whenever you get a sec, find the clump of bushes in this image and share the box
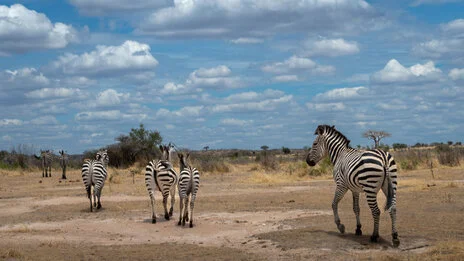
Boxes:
[435,144,462,167]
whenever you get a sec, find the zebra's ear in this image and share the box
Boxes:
[177,153,183,159]
[315,125,324,135]
[159,145,164,152]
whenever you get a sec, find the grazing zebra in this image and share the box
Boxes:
[306,125,399,247]
[34,150,53,178]
[145,143,178,223]
[177,152,200,228]
[81,150,109,212]
[58,150,68,180]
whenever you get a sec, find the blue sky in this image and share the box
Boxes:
[1,0,463,154]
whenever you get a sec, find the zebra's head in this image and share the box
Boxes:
[177,152,190,171]
[96,150,109,167]
[306,125,331,166]
[160,143,175,161]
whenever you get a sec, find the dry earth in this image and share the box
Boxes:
[1,166,464,260]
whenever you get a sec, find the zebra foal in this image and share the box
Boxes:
[177,152,200,228]
[145,143,177,223]
[306,125,399,247]
[82,150,109,212]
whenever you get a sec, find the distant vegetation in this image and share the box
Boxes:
[0,125,462,177]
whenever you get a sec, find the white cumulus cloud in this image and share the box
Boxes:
[25,88,81,99]
[449,68,464,81]
[371,59,442,84]
[50,40,158,77]
[96,89,130,106]
[0,4,78,55]
[302,38,360,57]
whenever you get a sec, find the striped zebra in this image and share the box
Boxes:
[82,150,109,212]
[145,143,178,223]
[306,125,400,247]
[58,150,68,180]
[34,150,53,178]
[177,152,200,228]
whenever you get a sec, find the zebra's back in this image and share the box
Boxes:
[145,160,177,193]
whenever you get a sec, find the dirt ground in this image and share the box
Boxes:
[1,166,464,260]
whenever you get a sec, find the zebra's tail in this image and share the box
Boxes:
[384,166,395,211]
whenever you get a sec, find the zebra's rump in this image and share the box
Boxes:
[178,167,200,196]
[145,160,177,193]
[82,160,108,187]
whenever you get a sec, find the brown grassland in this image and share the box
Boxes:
[1,153,464,260]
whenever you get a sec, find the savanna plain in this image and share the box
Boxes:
[1,149,463,261]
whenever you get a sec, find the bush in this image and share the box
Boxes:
[435,144,462,167]
[282,147,291,154]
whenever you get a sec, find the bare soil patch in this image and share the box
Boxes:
[1,167,463,260]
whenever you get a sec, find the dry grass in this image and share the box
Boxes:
[1,248,22,259]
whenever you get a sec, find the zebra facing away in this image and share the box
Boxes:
[177,152,200,228]
[145,143,178,224]
[58,150,68,180]
[34,150,53,178]
[81,150,109,212]
[306,125,400,247]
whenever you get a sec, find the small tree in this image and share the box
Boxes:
[203,146,210,151]
[282,147,291,154]
[260,145,269,151]
[363,130,391,149]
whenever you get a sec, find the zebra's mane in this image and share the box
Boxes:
[315,125,351,147]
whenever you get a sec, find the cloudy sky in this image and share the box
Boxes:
[1,0,463,154]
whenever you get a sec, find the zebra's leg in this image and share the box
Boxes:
[162,192,170,220]
[42,167,45,178]
[96,189,102,209]
[178,196,184,226]
[62,166,67,179]
[150,192,156,224]
[93,187,97,208]
[382,183,400,247]
[86,186,92,212]
[332,186,348,234]
[182,197,189,226]
[352,191,362,235]
[169,185,175,217]
[365,192,381,242]
[189,195,196,228]
[48,166,51,177]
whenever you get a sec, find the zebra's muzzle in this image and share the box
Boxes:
[306,158,316,166]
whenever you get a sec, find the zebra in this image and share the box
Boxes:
[177,152,200,228]
[58,150,68,180]
[145,143,178,223]
[305,125,400,247]
[34,150,53,178]
[81,150,109,212]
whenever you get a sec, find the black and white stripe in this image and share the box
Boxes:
[35,150,53,178]
[177,152,200,228]
[82,150,109,212]
[58,150,68,180]
[306,125,399,247]
[145,143,178,223]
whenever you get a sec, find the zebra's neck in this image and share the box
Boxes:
[325,135,351,165]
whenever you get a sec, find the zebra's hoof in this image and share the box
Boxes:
[189,222,193,228]
[152,218,156,224]
[338,224,345,234]
[178,220,182,226]
[97,203,102,209]
[169,210,173,217]
[164,213,170,220]
[370,235,379,243]
[356,226,362,236]
[392,233,400,247]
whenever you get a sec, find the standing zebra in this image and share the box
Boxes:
[306,125,399,247]
[145,143,177,223]
[177,152,200,228]
[82,150,109,212]
[35,150,53,178]
[58,150,68,180]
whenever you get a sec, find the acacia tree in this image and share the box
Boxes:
[363,130,391,149]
